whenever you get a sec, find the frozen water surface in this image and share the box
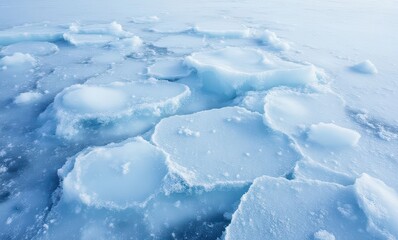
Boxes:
[0,0,397,239]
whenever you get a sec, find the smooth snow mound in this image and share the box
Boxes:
[0,52,36,66]
[185,47,318,98]
[354,173,398,240]
[14,91,43,105]
[152,106,301,189]
[62,137,168,209]
[0,41,59,56]
[308,122,361,147]
[351,60,378,74]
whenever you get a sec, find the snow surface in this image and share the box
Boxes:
[0,0,397,239]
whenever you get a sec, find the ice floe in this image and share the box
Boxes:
[63,22,132,46]
[0,41,59,56]
[225,176,374,240]
[264,88,350,136]
[52,80,190,142]
[152,106,301,190]
[61,137,168,209]
[147,58,192,80]
[186,47,319,98]
[354,174,398,240]
[0,23,64,45]
[0,52,37,67]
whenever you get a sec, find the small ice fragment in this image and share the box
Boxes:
[314,230,336,240]
[0,52,36,66]
[14,91,43,105]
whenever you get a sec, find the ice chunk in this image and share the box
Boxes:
[68,21,131,38]
[152,107,301,190]
[225,176,372,240]
[147,58,192,80]
[62,137,168,209]
[53,80,190,142]
[251,29,290,51]
[63,33,118,46]
[351,60,378,74]
[314,230,336,240]
[308,122,361,147]
[0,52,36,66]
[0,41,59,56]
[14,91,43,105]
[109,36,143,55]
[354,174,398,240]
[0,23,64,45]
[63,22,132,46]
[185,47,318,98]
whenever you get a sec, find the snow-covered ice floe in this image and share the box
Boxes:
[60,137,168,209]
[63,22,133,46]
[185,47,319,98]
[152,106,302,190]
[0,23,65,45]
[147,58,192,80]
[225,174,398,240]
[51,80,190,143]
[0,41,59,56]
